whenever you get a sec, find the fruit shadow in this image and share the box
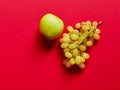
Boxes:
[31,29,57,64]
[35,29,57,51]
[64,65,83,74]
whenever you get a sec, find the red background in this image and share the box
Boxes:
[0,0,120,90]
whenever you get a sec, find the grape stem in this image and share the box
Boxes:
[78,21,102,45]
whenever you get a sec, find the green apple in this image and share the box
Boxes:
[39,13,64,40]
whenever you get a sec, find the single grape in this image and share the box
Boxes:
[82,25,90,31]
[63,33,70,38]
[94,29,101,34]
[92,21,98,26]
[93,33,100,40]
[75,55,82,65]
[82,52,90,59]
[79,45,87,51]
[72,48,79,57]
[75,23,81,29]
[79,63,85,69]
[86,40,93,46]
[67,26,74,32]
[70,33,79,41]
[61,37,70,43]
[61,43,69,48]
[70,58,75,65]
[81,22,86,25]
[81,57,85,63]
[63,48,69,53]
[86,20,91,26]
[68,43,77,49]
[65,52,72,58]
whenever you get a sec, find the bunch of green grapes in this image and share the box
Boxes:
[60,21,102,69]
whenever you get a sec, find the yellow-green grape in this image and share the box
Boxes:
[63,48,69,53]
[65,52,72,58]
[92,21,98,27]
[61,43,69,48]
[66,61,71,68]
[70,58,75,65]
[68,43,77,49]
[75,55,82,65]
[94,29,101,34]
[63,33,70,38]
[70,33,79,41]
[63,59,68,65]
[82,21,90,31]
[79,45,87,51]
[75,23,81,29]
[81,22,86,25]
[86,20,91,26]
[93,33,100,40]
[72,48,79,57]
[73,29,79,34]
[67,26,74,32]
[82,52,90,59]
[86,40,93,46]
[78,56,85,63]
[82,25,90,31]
[61,37,70,43]
[81,57,85,63]
[79,63,85,69]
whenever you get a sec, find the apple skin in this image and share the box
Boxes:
[39,13,64,40]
